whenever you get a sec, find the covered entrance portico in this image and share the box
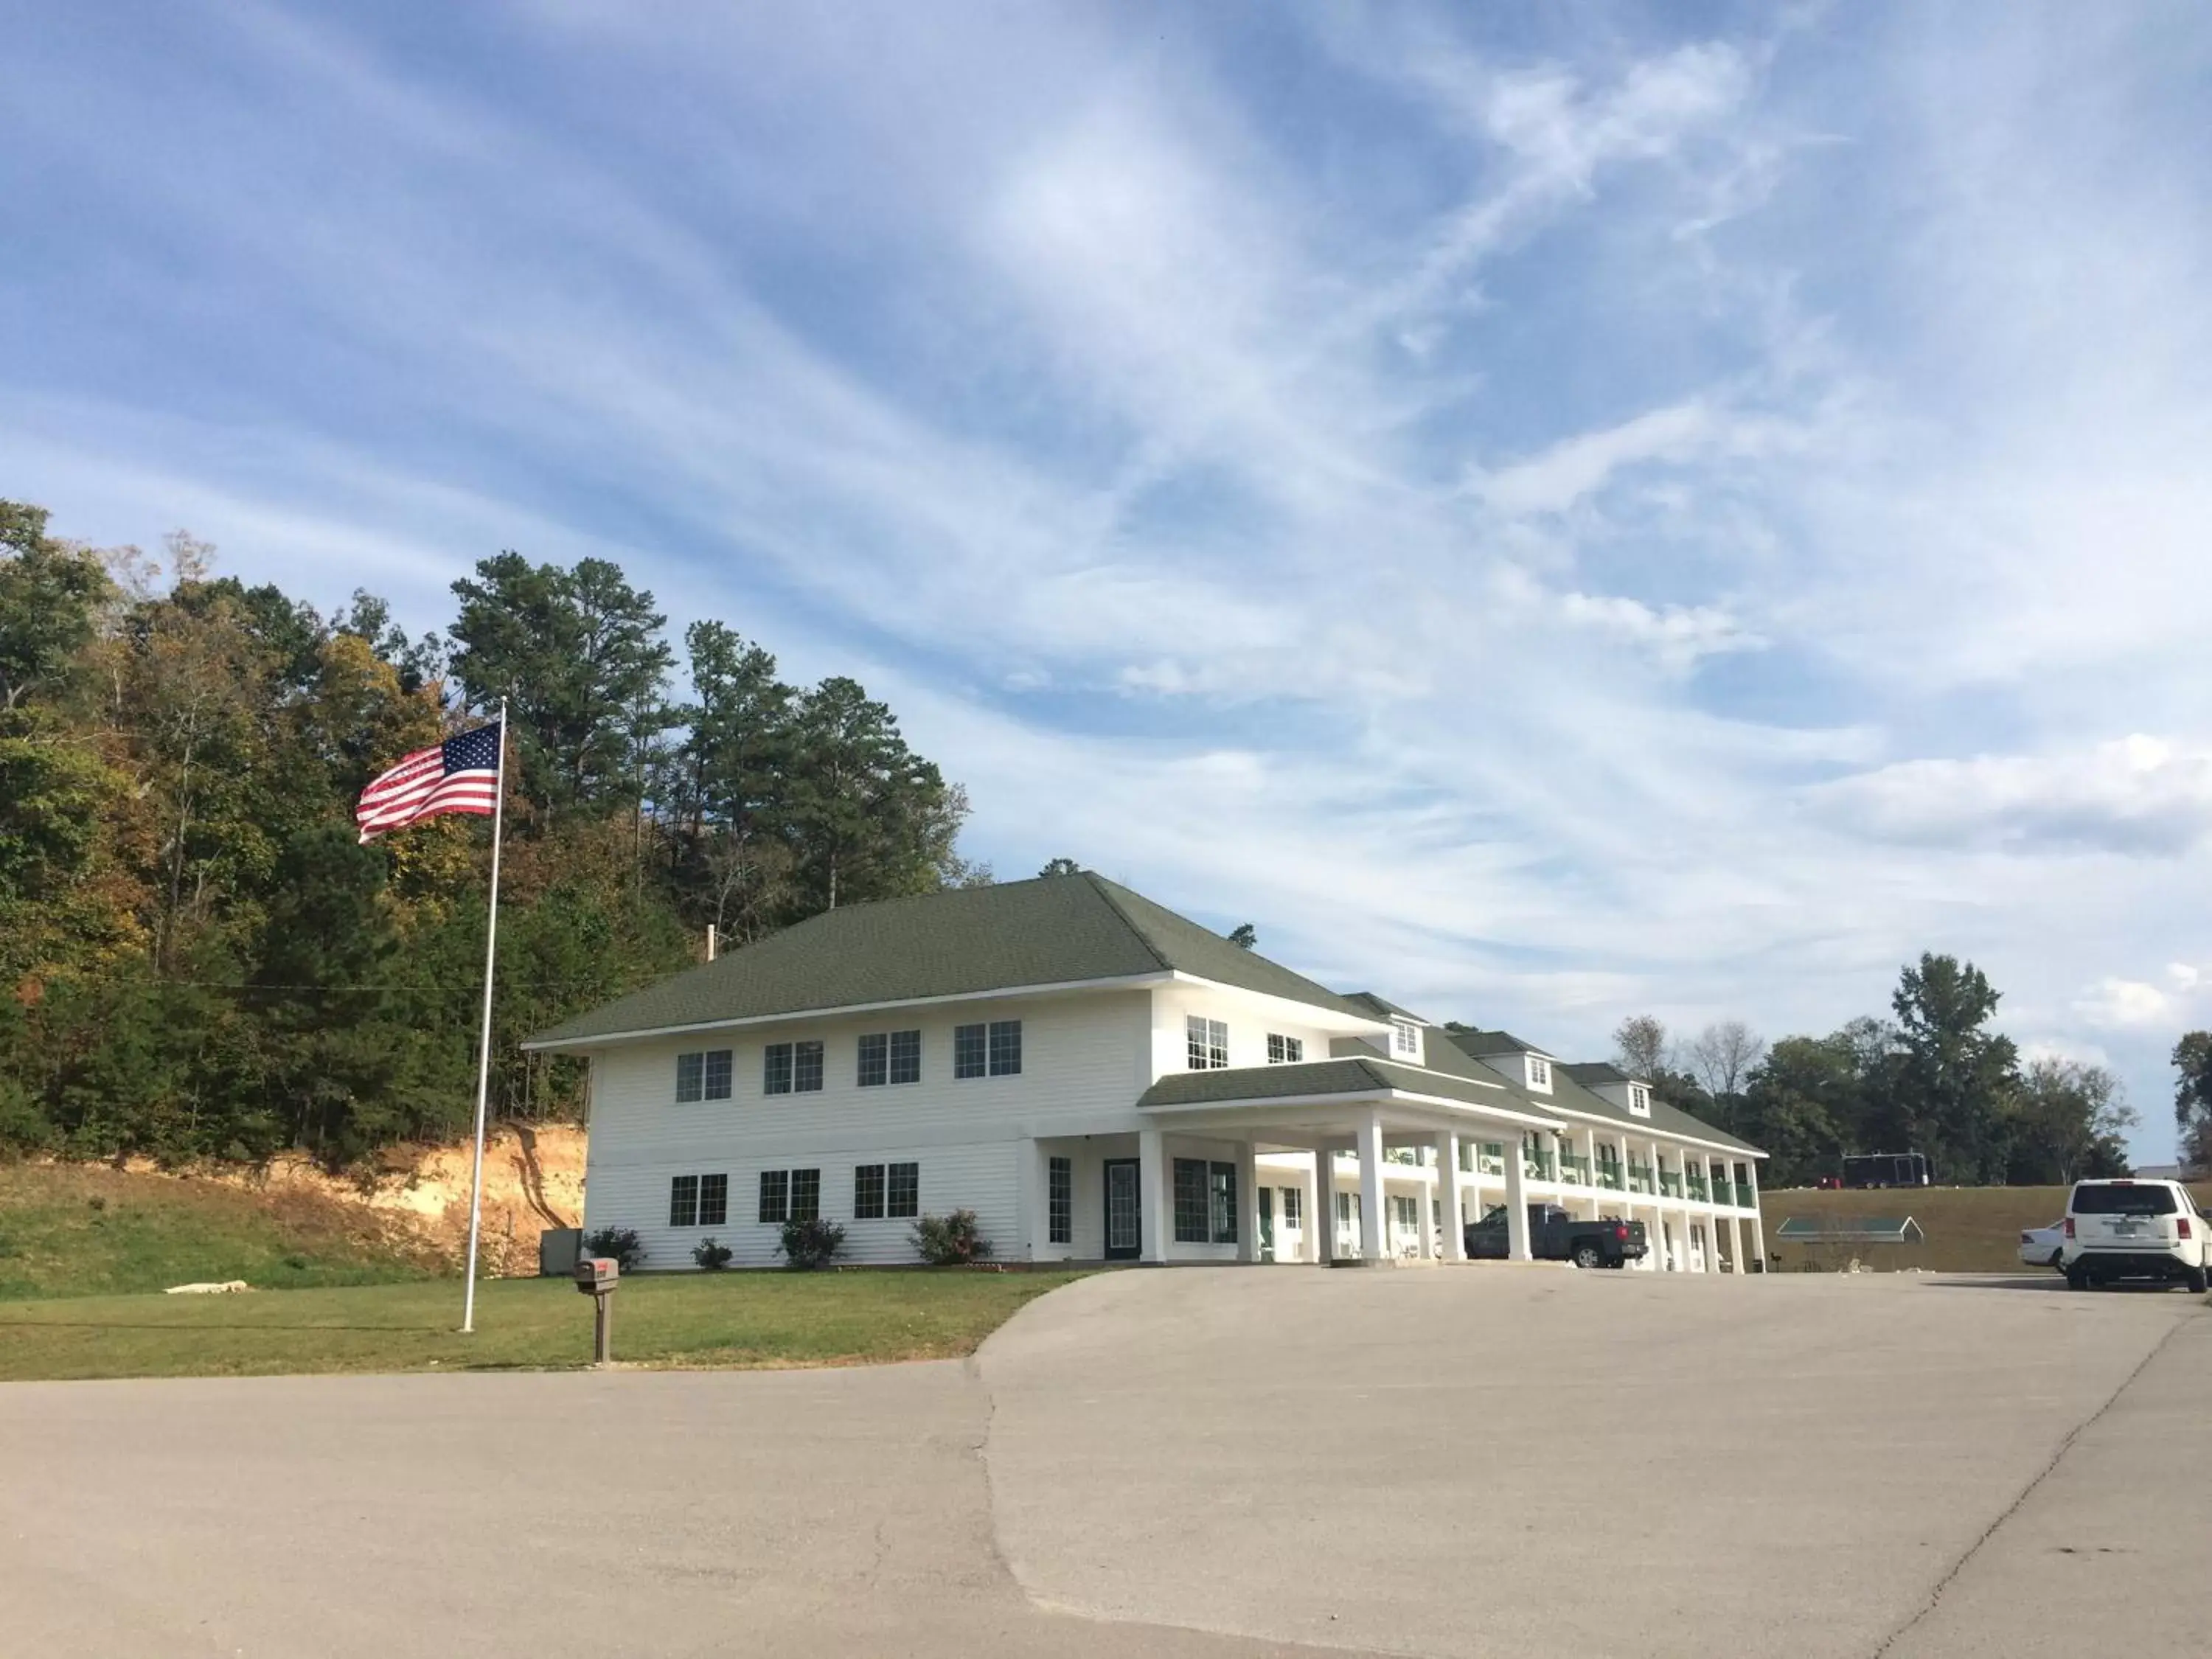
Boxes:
[1132,1068,1562,1267]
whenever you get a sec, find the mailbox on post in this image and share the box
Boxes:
[574,1256,618,1366]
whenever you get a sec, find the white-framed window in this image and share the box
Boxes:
[853,1161,919,1220]
[669,1172,727,1227]
[1281,1186,1303,1228]
[758,1167,820,1224]
[675,1049,734,1103]
[858,1030,922,1088]
[956,1020,1023,1078]
[764,1041,824,1095]
[1389,1019,1420,1058]
[1628,1082,1651,1116]
[1048,1157,1072,1245]
[1172,1158,1238,1243]
[1266,1032,1304,1065]
[1526,1055,1552,1091]
[1186,1015,1229,1071]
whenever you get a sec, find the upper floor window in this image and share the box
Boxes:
[1267,1033,1304,1065]
[675,1049,734,1103]
[1389,1019,1420,1058]
[858,1030,922,1088]
[764,1040,824,1096]
[955,1019,1023,1078]
[1186,1015,1229,1071]
[1526,1055,1552,1091]
[1628,1082,1651,1116]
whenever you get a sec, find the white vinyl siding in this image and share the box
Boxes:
[580,992,1152,1265]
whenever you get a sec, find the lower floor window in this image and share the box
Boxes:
[1392,1194,1419,1234]
[852,1162,917,1220]
[759,1168,821,1224]
[789,1167,821,1222]
[885,1161,918,1217]
[1170,1158,1241,1245]
[670,1174,728,1228]
[1048,1156,1072,1245]
[1173,1159,1208,1243]
[1281,1185,1302,1228]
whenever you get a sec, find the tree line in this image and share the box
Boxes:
[1610,953,2212,1189]
[0,499,982,1170]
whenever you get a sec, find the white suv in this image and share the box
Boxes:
[2062,1178,2209,1293]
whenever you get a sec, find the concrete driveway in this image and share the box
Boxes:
[2,1270,2203,1658]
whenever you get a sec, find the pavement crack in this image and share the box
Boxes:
[1868,1312,2191,1658]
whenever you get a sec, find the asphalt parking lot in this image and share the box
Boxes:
[3,1269,2203,1658]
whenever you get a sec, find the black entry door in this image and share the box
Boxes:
[1103,1158,1141,1260]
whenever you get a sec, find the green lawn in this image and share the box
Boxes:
[0,1161,441,1300]
[0,1269,1090,1382]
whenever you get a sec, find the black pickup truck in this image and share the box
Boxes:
[1465,1203,1648,1269]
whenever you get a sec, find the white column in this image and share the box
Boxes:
[1732,1213,1748,1277]
[1413,1165,1435,1260]
[1437,1131,1467,1262]
[1138,1127,1168,1265]
[1236,1139,1260,1265]
[1539,1128,1559,1187]
[1750,1214,1766,1272]
[1304,1152,1323,1264]
[1503,1135,1532,1262]
[1357,1111,1386,1262]
[1025,1138,1051,1262]
[1313,1150,1328,1262]
[1582,1127,1599,1201]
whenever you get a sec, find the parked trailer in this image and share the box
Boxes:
[1842,1152,1930,1189]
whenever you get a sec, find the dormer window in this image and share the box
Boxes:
[1389,1019,1421,1060]
[1628,1083,1652,1117]
[1526,1055,1552,1091]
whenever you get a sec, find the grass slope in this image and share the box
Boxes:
[1763,1182,2212,1274]
[0,1270,1088,1382]
[0,1161,440,1300]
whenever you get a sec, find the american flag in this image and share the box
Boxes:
[356,721,504,842]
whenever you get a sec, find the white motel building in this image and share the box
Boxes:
[529,872,1767,1273]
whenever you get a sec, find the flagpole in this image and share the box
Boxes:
[460,698,508,1335]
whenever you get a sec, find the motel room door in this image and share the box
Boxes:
[1103,1158,1141,1260]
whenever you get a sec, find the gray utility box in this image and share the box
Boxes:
[539,1227,583,1278]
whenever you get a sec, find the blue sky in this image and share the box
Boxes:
[7,4,2210,1156]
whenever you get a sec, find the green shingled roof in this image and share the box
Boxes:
[526,872,1377,1048]
[1138,1056,1556,1121]
[1342,991,1432,1023]
[1492,1047,1762,1155]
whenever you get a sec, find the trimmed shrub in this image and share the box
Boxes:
[692,1235,734,1271]
[582,1226,644,1271]
[778,1217,845,1270]
[912,1208,993,1267]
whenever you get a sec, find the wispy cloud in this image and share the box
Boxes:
[7,1,2212,1155]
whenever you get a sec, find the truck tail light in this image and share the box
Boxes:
[1614,1225,1628,1240]
[2064,1217,2076,1239]
[2180,1217,2193,1239]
